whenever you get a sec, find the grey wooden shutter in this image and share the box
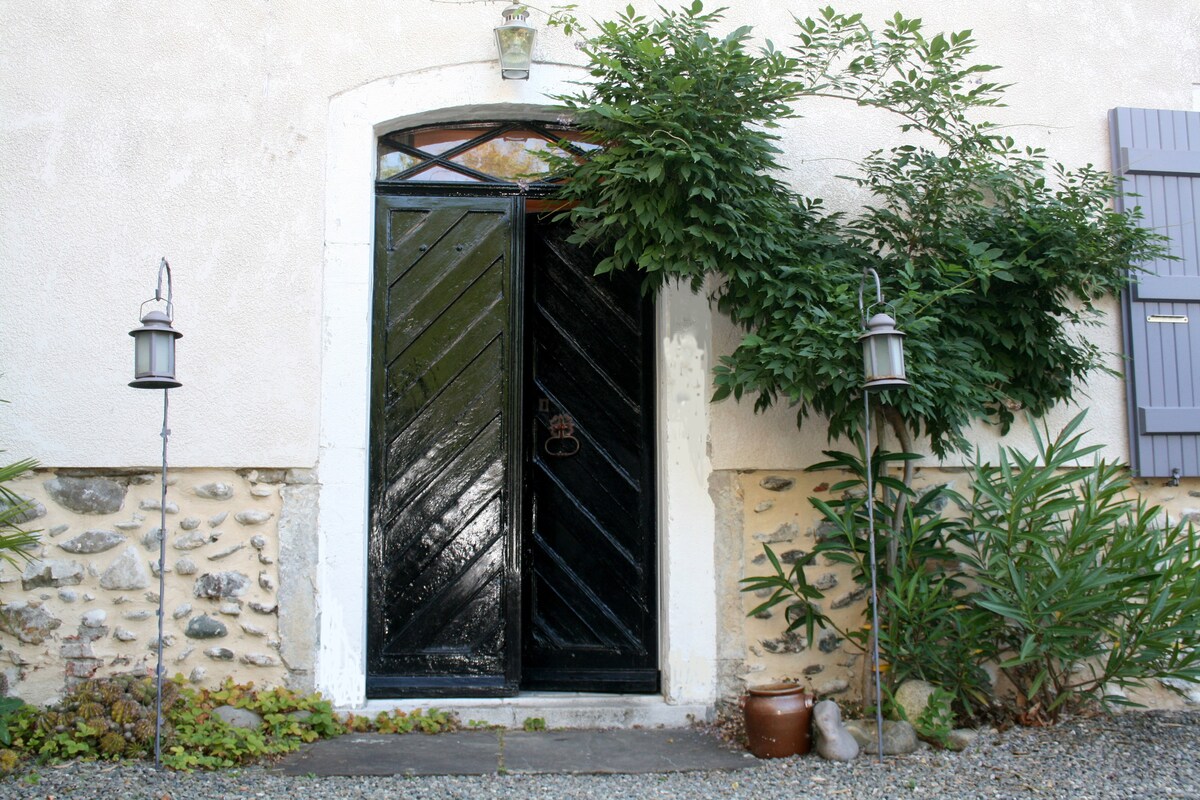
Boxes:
[1111,107,1200,477]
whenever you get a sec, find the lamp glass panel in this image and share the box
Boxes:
[868,335,899,379]
[888,336,906,379]
[152,332,172,377]
[135,334,151,376]
[497,28,534,68]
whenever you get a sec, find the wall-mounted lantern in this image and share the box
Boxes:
[495,4,535,80]
[129,259,182,389]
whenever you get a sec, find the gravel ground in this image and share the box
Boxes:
[0,710,1195,800]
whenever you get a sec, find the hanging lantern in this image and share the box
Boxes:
[860,311,908,391]
[494,4,535,80]
[129,258,182,389]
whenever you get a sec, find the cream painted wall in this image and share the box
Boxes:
[0,0,1197,470]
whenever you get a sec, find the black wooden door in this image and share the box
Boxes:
[368,197,657,697]
[521,218,658,692]
[367,195,522,697]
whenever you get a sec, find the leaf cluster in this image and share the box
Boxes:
[742,412,1200,725]
[554,4,1166,456]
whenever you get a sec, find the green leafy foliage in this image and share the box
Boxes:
[0,457,41,566]
[959,415,1200,724]
[741,443,994,718]
[744,412,1200,726]
[553,4,1165,456]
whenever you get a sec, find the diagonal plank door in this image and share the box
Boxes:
[521,218,658,693]
[368,195,521,697]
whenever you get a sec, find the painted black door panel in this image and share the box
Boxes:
[522,219,659,693]
[367,196,520,697]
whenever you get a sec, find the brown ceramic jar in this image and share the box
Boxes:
[743,682,814,758]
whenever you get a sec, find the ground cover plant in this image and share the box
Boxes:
[0,675,459,774]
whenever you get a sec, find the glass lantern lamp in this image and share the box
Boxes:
[129,259,182,389]
[494,4,535,80]
[860,311,908,391]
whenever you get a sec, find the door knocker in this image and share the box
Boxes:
[544,413,580,457]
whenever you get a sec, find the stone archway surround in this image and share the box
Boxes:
[316,61,718,724]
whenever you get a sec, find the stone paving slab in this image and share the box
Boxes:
[502,729,754,774]
[273,729,756,777]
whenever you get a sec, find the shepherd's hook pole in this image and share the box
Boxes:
[154,388,169,769]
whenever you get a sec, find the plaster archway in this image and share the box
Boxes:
[316,61,718,717]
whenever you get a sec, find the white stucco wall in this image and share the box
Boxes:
[1,1,1197,469]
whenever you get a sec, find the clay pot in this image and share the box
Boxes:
[744,682,814,758]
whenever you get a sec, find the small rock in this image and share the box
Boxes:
[139,498,179,513]
[946,728,979,751]
[249,601,277,614]
[58,589,78,603]
[813,700,859,761]
[818,633,842,654]
[173,604,192,620]
[43,477,126,515]
[81,609,107,627]
[234,510,272,526]
[113,521,142,531]
[22,559,84,590]
[830,586,869,610]
[61,641,95,659]
[144,591,160,603]
[813,573,839,591]
[240,653,276,667]
[179,517,202,531]
[219,602,243,616]
[804,664,825,675]
[208,512,229,527]
[205,647,235,661]
[0,493,45,524]
[185,615,228,639]
[172,532,208,550]
[147,634,177,650]
[753,522,800,544]
[844,718,919,756]
[113,628,137,642]
[175,646,195,664]
[149,559,170,578]
[817,678,850,696]
[99,547,150,590]
[759,476,795,492]
[175,558,198,575]
[141,528,164,550]
[249,535,267,550]
[48,524,69,537]
[240,623,267,637]
[213,705,263,729]
[189,667,206,683]
[258,571,275,591]
[0,602,62,644]
[258,554,274,565]
[208,544,245,561]
[753,501,774,513]
[194,482,234,501]
[57,530,125,554]
[194,572,251,599]
[285,468,317,485]
[250,486,274,498]
[894,679,938,725]
[122,610,152,621]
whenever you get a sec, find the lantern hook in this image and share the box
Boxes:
[141,258,174,322]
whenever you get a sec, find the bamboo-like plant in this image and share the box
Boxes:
[0,457,40,566]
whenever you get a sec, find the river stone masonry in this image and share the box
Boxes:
[0,467,310,705]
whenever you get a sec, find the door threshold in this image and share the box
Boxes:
[346,694,711,730]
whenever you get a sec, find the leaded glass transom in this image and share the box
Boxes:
[377,122,594,185]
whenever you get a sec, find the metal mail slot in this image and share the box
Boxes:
[1147,314,1189,324]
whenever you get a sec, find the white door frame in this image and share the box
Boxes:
[315,61,718,710]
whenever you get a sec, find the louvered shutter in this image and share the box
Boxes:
[1111,107,1200,477]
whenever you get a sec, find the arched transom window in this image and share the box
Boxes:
[377,122,598,185]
